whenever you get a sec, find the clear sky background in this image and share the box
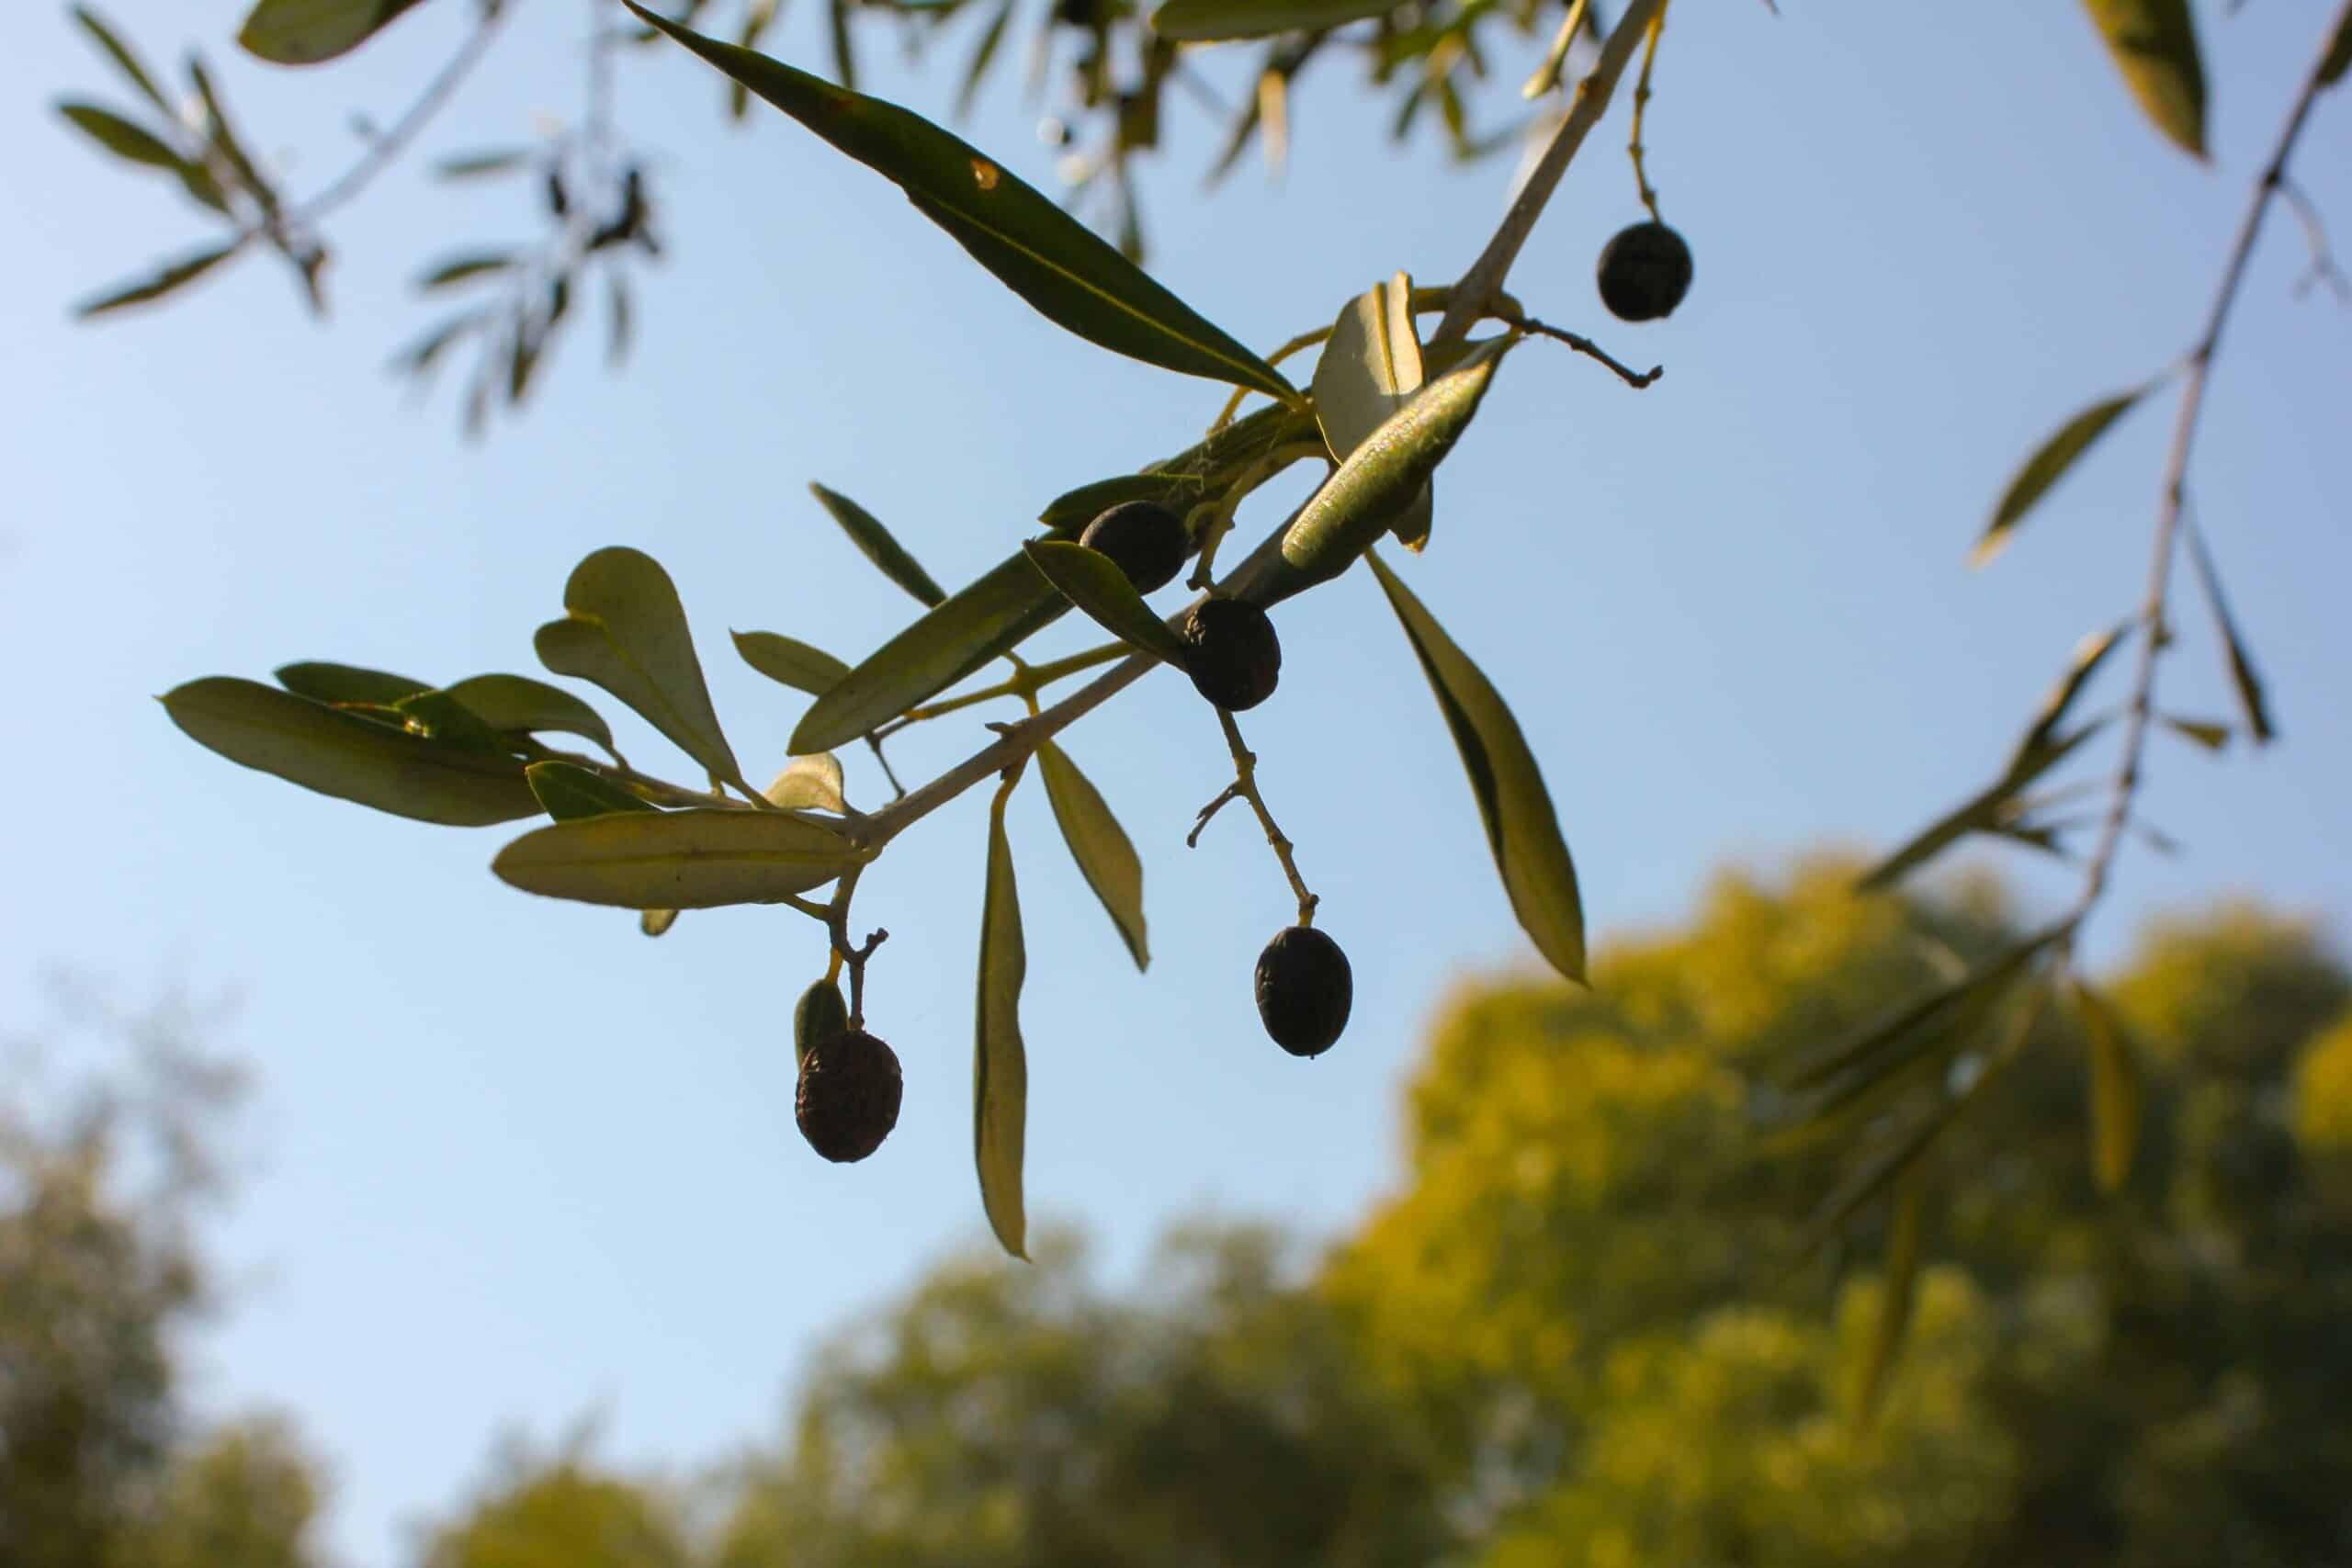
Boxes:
[4,3,2347,1562]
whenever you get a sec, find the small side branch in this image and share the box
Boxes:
[1511,314,1663,388]
[1190,709,1318,926]
[1626,0,1669,222]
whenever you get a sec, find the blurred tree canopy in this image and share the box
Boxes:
[404,859,2352,1565]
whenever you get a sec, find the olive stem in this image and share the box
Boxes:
[1521,0,1592,100]
[1191,707,1319,927]
[1187,442,1329,590]
[823,863,889,1025]
[1627,0,1669,224]
[1509,313,1663,389]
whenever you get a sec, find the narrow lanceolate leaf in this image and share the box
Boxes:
[534,547,749,791]
[1367,549,1584,984]
[1037,472,1211,532]
[76,243,241,318]
[790,547,1073,754]
[2323,7,2352,87]
[1857,1173,1926,1427]
[274,660,430,706]
[1973,389,2145,568]
[2161,714,2232,752]
[640,908,681,936]
[443,674,616,754]
[73,7,175,116]
[1151,0,1402,40]
[975,784,1029,1259]
[163,677,539,826]
[434,149,533,179]
[1023,541,1190,664]
[1272,342,1506,604]
[187,57,276,213]
[623,4,1295,400]
[238,0,432,64]
[1785,931,2059,1096]
[2184,518,2275,744]
[417,253,514,291]
[56,103,186,172]
[492,807,865,909]
[732,630,851,696]
[525,761,655,820]
[2008,620,2132,774]
[1860,722,2105,893]
[2078,0,2207,158]
[1313,273,1434,551]
[764,753,848,813]
[1035,739,1148,970]
[2075,980,2142,1193]
[809,483,946,606]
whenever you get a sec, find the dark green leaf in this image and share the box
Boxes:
[1311,271,1434,551]
[975,783,1029,1258]
[1270,341,1504,604]
[2323,7,2352,87]
[492,807,867,908]
[533,547,750,792]
[1151,0,1400,39]
[2079,0,2207,157]
[1366,547,1583,983]
[76,243,241,318]
[1860,723,2105,892]
[623,4,1296,400]
[238,0,432,65]
[2075,980,2142,1192]
[1035,739,1148,970]
[524,760,657,820]
[435,148,534,179]
[732,630,852,695]
[2161,714,2232,752]
[2184,517,2275,743]
[809,482,947,607]
[73,7,175,116]
[56,102,185,172]
[187,55,277,213]
[2008,620,2131,774]
[1973,389,2144,568]
[391,689,514,753]
[417,253,514,291]
[1022,541,1190,664]
[442,673,617,754]
[1856,1172,1925,1427]
[1036,472,1210,532]
[163,676,538,826]
[790,547,1071,753]
[274,660,431,705]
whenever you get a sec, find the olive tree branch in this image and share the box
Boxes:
[1189,707,1319,925]
[296,1,519,225]
[2061,0,2349,952]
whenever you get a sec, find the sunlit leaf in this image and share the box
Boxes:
[2079,0,2207,158]
[391,689,514,753]
[238,0,432,65]
[975,783,1030,1258]
[640,908,681,936]
[1035,739,1148,970]
[274,660,431,706]
[1860,723,2105,892]
[1022,541,1190,664]
[1313,272,1435,551]
[2161,714,2232,752]
[492,807,865,908]
[76,243,241,318]
[1366,548,1583,983]
[524,760,656,820]
[765,753,848,813]
[2075,980,2142,1192]
[624,4,1296,400]
[163,676,539,826]
[1857,1172,1925,1427]
[732,630,852,695]
[2008,620,2131,774]
[1151,0,1401,40]
[1973,389,2144,568]
[810,482,946,607]
[442,673,617,754]
[533,547,750,792]
[1273,341,1505,603]
[2184,517,2275,743]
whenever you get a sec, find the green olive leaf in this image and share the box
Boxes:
[1036,472,1212,532]
[238,0,432,65]
[1860,721,2107,893]
[2183,517,2276,744]
[809,482,947,607]
[76,243,242,319]
[533,547,750,792]
[72,7,175,117]
[1022,541,1190,665]
[1312,272,1434,551]
[391,690,515,754]
[2161,714,2233,752]
[624,3,1295,400]
[524,761,657,821]
[731,630,852,696]
[2079,0,2207,158]
[764,753,848,813]
[274,660,433,706]
[1269,340,1505,604]
[2007,620,2132,775]
[492,807,866,909]
[1365,548,1584,984]
[640,908,681,937]
[1975,388,2147,567]
[57,102,184,171]
[443,673,617,755]
[1856,1172,1926,1429]
[163,676,539,826]
[2322,7,2352,87]
[1151,0,1404,41]
[1035,739,1148,970]
[976,783,1029,1259]
[2075,980,2143,1193]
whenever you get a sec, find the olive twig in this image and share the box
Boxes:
[1627,0,1669,224]
[823,864,890,1025]
[1190,708,1319,926]
[1187,442,1329,590]
[1509,314,1663,389]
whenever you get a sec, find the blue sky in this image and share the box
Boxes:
[4,2,2348,1561]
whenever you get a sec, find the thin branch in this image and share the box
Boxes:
[2064,0,2350,942]
[1430,0,1668,350]
[1512,313,1662,387]
[295,2,518,225]
[1625,0,1667,222]
[2277,176,2352,303]
[1200,707,1319,925]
